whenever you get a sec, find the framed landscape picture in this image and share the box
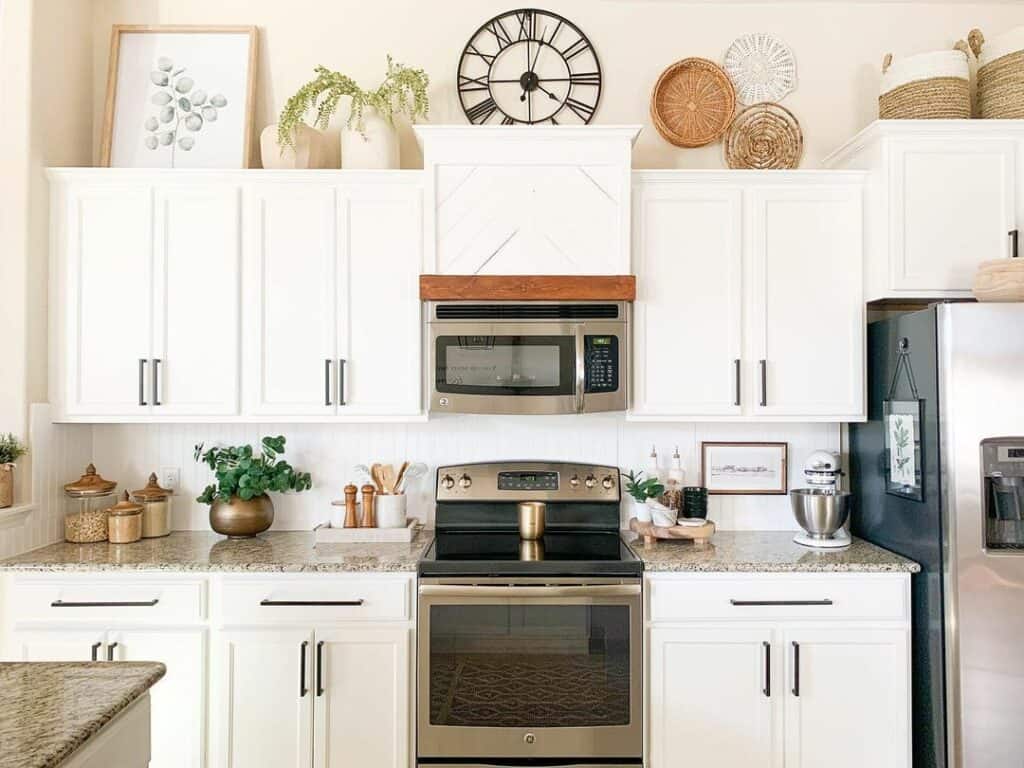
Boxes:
[101,25,258,168]
[701,442,789,495]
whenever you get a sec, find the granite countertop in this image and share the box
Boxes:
[625,530,920,573]
[0,662,165,768]
[0,529,433,573]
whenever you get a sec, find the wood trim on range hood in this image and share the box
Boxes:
[419,275,636,301]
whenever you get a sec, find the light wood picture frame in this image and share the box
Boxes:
[101,25,258,168]
[701,441,788,495]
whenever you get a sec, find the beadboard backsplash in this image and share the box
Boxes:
[91,417,839,533]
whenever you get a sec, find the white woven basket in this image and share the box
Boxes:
[970,26,1024,119]
[972,25,1024,67]
[879,45,971,119]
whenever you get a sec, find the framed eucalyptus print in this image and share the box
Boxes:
[883,337,925,502]
[101,25,258,168]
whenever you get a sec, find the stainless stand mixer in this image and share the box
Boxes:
[791,450,851,548]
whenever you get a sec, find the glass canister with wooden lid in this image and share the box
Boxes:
[63,464,116,543]
[107,491,144,544]
[131,473,172,538]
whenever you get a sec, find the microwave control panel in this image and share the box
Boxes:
[585,335,619,393]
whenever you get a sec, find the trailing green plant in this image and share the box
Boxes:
[0,433,27,465]
[277,56,429,150]
[194,436,312,504]
[621,470,664,503]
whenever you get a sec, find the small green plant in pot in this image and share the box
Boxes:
[276,56,429,169]
[622,470,664,523]
[0,433,27,509]
[194,436,312,538]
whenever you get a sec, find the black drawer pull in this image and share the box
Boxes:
[316,640,325,697]
[300,641,309,698]
[730,599,833,607]
[762,641,771,698]
[106,642,118,661]
[792,641,801,697]
[90,642,102,661]
[51,599,160,608]
[260,599,364,607]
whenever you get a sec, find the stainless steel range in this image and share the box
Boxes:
[417,461,642,767]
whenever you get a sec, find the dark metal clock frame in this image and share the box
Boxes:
[457,8,602,126]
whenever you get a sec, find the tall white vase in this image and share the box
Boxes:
[340,109,400,169]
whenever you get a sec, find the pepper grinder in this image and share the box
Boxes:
[343,484,359,528]
[360,484,376,528]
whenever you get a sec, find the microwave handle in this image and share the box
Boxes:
[574,327,586,413]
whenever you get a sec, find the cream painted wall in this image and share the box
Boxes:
[92,0,1024,169]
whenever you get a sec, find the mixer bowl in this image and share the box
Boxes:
[790,489,851,539]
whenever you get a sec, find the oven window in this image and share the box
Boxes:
[435,335,575,396]
[428,604,631,728]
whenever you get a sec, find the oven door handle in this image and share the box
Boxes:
[418,584,641,598]
[574,326,586,414]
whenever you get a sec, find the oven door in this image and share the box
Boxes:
[417,578,642,761]
[429,321,625,415]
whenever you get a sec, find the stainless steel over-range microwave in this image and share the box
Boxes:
[426,301,629,415]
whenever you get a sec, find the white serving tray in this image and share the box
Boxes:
[313,518,420,544]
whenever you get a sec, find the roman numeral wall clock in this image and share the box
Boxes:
[457,8,602,125]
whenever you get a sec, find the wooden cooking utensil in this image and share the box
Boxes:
[381,464,397,495]
[394,461,410,494]
[360,484,376,528]
[343,484,359,528]
[370,464,385,494]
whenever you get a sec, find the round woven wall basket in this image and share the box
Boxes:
[970,27,1024,119]
[725,102,803,170]
[878,45,971,119]
[651,58,736,148]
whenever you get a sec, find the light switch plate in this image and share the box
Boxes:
[159,467,180,493]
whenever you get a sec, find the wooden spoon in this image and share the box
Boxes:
[393,461,410,495]
[370,463,385,494]
[381,464,397,495]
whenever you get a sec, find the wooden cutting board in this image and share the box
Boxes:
[629,517,715,546]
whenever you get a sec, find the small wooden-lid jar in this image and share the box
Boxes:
[107,491,144,544]
[131,473,172,538]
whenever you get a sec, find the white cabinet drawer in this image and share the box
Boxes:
[646,574,908,623]
[10,576,206,624]
[217,575,412,625]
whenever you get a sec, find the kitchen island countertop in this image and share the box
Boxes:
[625,529,920,573]
[0,662,165,768]
[0,528,433,573]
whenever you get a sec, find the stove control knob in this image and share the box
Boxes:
[602,475,615,490]
[458,473,472,489]
[441,474,455,490]
[569,474,580,488]
[524,733,536,745]
[584,474,596,489]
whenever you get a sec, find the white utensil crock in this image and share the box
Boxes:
[376,494,407,529]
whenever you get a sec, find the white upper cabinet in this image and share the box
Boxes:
[416,126,640,275]
[49,170,423,423]
[825,120,1022,300]
[632,183,743,418]
[630,172,866,422]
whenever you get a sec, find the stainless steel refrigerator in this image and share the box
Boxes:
[851,303,1024,768]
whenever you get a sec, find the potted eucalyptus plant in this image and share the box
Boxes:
[194,436,312,538]
[622,470,664,524]
[276,56,429,169]
[0,433,27,509]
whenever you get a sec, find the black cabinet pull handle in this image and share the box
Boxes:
[152,359,162,406]
[90,642,102,661]
[734,359,741,407]
[759,359,768,407]
[792,641,800,697]
[325,359,333,406]
[51,599,160,608]
[106,642,118,661]
[730,599,832,607]
[299,641,309,698]
[763,641,771,698]
[338,359,346,406]
[260,599,364,607]
[1011,229,1020,259]
[138,359,148,406]
[316,640,325,697]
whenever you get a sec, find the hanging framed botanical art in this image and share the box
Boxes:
[101,25,258,168]
[883,337,925,502]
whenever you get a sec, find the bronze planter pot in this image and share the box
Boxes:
[210,494,274,538]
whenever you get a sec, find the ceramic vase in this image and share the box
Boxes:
[209,494,274,538]
[260,124,330,169]
[340,109,400,169]
[631,498,652,523]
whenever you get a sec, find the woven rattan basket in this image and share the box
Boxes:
[725,102,803,170]
[970,27,1024,119]
[651,58,736,148]
[879,44,971,119]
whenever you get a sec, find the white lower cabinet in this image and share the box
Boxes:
[646,573,911,768]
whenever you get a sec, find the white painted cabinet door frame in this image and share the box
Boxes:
[630,182,743,419]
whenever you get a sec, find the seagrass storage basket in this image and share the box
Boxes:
[879,44,971,119]
[970,27,1024,119]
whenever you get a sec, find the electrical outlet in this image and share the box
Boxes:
[159,467,180,493]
